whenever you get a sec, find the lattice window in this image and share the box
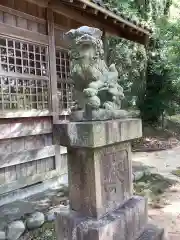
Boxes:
[56,49,70,79]
[0,77,48,110]
[0,36,49,110]
[56,48,74,111]
[0,37,48,76]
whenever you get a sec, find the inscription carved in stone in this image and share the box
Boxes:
[100,148,129,213]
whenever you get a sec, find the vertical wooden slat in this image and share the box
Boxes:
[0,168,5,184]
[26,161,34,176]
[0,11,4,23]
[14,0,27,12]
[47,7,58,122]
[47,6,62,171]
[5,166,16,183]
[102,29,108,64]
[16,17,28,30]
[0,0,13,8]
[3,13,16,26]
[26,1,38,17]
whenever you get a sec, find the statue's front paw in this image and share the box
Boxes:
[118,91,125,99]
[87,96,101,109]
[83,88,98,97]
[103,101,114,110]
[89,80,104,89]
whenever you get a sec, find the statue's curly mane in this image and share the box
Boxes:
[71,37,108,83]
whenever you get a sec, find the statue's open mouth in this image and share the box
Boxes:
[76,34,97,46]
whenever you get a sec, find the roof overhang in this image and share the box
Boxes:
[52,0,151,45]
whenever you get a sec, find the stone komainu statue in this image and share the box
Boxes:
[66,26,128,121]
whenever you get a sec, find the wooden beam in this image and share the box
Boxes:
[0,71,48,81]
[51,1,147,45]
[0,146,55,169]
[0,4,45,24]
[52,0,127,37]
[0,110,51,119]
[47,6,59,122]
[65,0,99,15]
[47,6,65,172]
[0,22,48,45]
[51,0,101,28]
[78,0,150,36]
[102,30,108,64]
[0,118,52,139]
[0,169,61,195]
[26,0,49,7]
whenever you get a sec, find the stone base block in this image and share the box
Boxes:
[55,196,148,240]
[137,224,165,240]
[69,109,129,121]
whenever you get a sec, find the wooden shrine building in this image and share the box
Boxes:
[0,0,151,197]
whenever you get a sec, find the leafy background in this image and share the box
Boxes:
[103,0,180,124]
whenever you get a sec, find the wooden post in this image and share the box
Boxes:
[47,6,59,123]
[47,6,62,170]
[102,29,108,64]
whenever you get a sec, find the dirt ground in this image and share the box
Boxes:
[133,148,180,240]
[148,183,180,240]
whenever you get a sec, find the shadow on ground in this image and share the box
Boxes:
[134,173,176,208]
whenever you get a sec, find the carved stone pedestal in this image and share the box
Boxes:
[54,119,165,240]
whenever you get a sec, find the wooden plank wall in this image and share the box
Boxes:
[0,0,68,196]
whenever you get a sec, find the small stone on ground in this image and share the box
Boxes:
[26,212,45,230]
[7,220,25,240]
[0,231,5,240]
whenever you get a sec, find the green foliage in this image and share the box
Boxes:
[104,0,180,124]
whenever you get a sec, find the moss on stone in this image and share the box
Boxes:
[172,169,180,177]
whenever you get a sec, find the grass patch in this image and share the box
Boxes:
[20,222,56,240]
[172,168,180,177]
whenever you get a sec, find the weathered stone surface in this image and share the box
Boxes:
[54,119,143,219]
[0,231,5,240]
[68,142,132,218]
[55,196,148,240]
[26,211,45,229]
[7,220,25,240]
[55,117,164,240]
[137,224,164,240]
[54,118,142,148]
[66,26,125,121]
[46,205,69,222]
[70,109,130,121]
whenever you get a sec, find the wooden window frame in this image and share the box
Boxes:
[0,5,51,118]
[0,4,74,119]
[56,47,74,114]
